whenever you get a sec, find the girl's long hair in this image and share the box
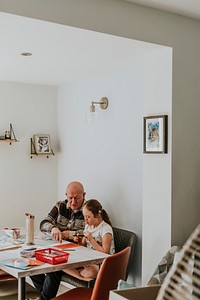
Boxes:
[84,199,112,226]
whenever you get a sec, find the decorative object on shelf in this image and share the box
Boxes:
[0,124,18,144]
[34,134,51,154]
[5,131,11,139]
[30,134,54,158]
[143,115,168,154]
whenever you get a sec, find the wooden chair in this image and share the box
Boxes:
[156,223,200,300]
[52,246,131,300]
[61,227,136,288]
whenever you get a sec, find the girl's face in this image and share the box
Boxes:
[83,206,99,226]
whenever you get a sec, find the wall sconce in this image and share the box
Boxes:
[87,97,109,122]
[90,97,109,113]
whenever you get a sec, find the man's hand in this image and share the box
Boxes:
[61,230,70,240]
[51,227,62,243]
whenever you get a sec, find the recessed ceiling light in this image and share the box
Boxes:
[20,52,32,56]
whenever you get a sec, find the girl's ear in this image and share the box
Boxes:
[98,212,102,218]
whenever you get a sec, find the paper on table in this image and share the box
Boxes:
[0,258,30,270]
[28,258,45,266]
[0,257,44,269]
[53,242,80,250]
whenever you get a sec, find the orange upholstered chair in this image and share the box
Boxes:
[52,246,131,300]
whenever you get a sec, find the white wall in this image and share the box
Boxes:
[57,46,172,285]
[142,49,172,283]
[57,69,142,284]
[0,82,58,229]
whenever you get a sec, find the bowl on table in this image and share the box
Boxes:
[20,247,37,258]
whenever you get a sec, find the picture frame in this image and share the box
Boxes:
[143,115,168,154]
[33,134,51,154]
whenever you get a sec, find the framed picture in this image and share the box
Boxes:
[33,134,51,154]
[143,115,168,154]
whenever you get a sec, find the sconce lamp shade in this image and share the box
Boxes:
[90,102,96,113]
[87,97,108,122]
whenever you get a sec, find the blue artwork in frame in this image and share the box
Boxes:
[143,115,168,154]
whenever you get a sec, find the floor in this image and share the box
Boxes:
[0,279,71,300]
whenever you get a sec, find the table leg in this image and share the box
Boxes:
[18,277,26,300]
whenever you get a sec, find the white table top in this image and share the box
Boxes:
[0,230,109,300]
[0,231,109,279]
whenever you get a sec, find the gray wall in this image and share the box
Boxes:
[1,0,200,245]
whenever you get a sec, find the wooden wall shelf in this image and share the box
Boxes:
[0,124,19,144]
[0,139,19,144]
[30,138,55,158]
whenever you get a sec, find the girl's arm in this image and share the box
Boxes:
[85,231,112,254]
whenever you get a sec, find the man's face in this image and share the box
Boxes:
[66,184,85,211]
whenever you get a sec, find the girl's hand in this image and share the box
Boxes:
[73,233,85,244]
[84,231,93,242]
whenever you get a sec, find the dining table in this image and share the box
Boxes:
[0,230,109,300]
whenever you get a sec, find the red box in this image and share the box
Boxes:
[35,248,69,265]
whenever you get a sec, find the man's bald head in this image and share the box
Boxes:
[66,181,85,211]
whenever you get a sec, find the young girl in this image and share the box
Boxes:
[63,199,115,281]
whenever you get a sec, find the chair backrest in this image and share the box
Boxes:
[112,227,137,279]
[156,223,200,300]
[91,246,131,300]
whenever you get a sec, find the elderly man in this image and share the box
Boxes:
[31,181,86,300]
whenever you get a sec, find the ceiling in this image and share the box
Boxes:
[126,0,200,20]
[0,12,164,87]
[0,0,199,87]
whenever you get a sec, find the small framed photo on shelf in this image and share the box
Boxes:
[33,134,51,154]
[143,115,168,154]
